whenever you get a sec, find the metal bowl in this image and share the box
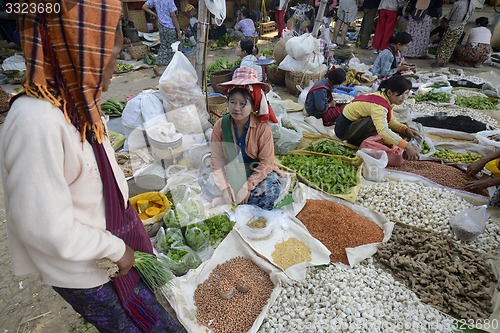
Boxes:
[434,111,448,120]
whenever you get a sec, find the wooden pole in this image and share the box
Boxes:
[312,0,327,37]
[195,0,209,89]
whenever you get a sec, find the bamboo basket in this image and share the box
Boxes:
[285,70,326,95]
[207,96,228,125]
[127,42,149,60]
[128,10,148,32]
[267,65,286,86]
[210,70,233,94]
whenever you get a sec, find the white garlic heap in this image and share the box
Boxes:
[258,260,454,333]
[357,181,500,253]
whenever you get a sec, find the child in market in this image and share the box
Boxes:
[210,68,283,210]
[334,75,421,160]
[304,68,347,126]
[371,32,412,79]
[234,39,263,82]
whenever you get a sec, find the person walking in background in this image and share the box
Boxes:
[331,0,358,45]
[143,0,182,77]
[274,0,290,38]
[371,32,412,79]
[234,7,258,40]
[372,0,405,53]
[305,68,347,126]
[434,0,475,67]
[453,17,492,68]
[358,0,381,49]
[403,0,442,58]
[0,1,187,332]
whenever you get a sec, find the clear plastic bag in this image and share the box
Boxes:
[156,226,185,253]
[450,205,489,241]
[157,244,202,276]
[184,222,210,251]
[162,209,181,228]
[356,148,388,182]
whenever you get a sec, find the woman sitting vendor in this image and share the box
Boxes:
[453,17,492,68]
[334,75,421,160]
[304,68,346,126]
[371,32,412,79]
[465,150,500,207]
[210,68,283,210]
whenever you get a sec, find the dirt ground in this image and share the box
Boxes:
[1,29,500,333]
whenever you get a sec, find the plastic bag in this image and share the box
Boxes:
[157,227,185,253]
[359,135,405,167]
[157,245,202,276]
[184,222,210,251]
[450,205,489,241]
[163,209,181,228]
[297,80,314,106]
[166,104,204,134]
[356,148,388,182]
[285,34,315,61]
[476,130,500,148]
[270,117,303,154]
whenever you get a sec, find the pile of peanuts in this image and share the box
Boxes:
[194,256,274,333]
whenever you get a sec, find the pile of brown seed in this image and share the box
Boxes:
[388,160,488,196]
[194,256,274,333]
[377,226,497,321]
[296,200,384,264]
[271,237,312,270]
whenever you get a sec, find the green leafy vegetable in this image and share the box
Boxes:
[279,154,358,195]
[455,95,497,110]
[133,251,174,292]
[308,140,357,158]
[413,91,451,103]
[184,222,210,251]
[203,214,234,246]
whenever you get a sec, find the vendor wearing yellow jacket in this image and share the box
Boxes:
[334,75,420,160]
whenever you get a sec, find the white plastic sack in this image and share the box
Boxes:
[166,104,204,134]
[228,205,331,281]
[356,148,388,182]
[122,90,166,150]
[416,81,453,95]
[270,115,303,154]
[278,55,327,74]
[282,183,394,267]
[297,80,314,105]
[423,126,477,143]
[476,130,500,148]
[162,230,287,333]
[285,34,316,61]
[450,205,489,241]
[204,0,226,23]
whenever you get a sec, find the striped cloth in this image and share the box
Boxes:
[19,1,158,332]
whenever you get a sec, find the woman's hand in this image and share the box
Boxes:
[466,159,487,176]
[405,127,422,139]
[236,184,251,205]
[464,178,494,192]
[397,64,410,72]
[221,187,235,205]
[405,143,420,161]
[177,30,183,41]
[115,245,135,277]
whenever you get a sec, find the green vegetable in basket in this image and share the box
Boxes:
[308,140,357,158]
[279,155,357,195]
[203,214,234,246]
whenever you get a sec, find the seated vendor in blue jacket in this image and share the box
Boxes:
[304,68,346,126]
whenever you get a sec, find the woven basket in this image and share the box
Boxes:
[128,10,148,32]
[128,42,148,60]
[267,66,286,86]
[273,37,290,65]
[285,71,326,95]
[208,96,228,125]
[210,70,233,94]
